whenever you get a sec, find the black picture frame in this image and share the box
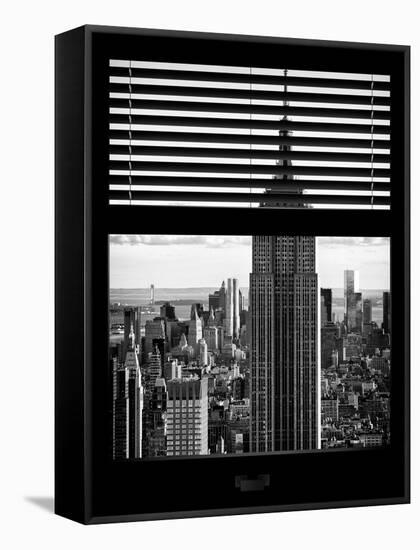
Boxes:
[55,25,410,524]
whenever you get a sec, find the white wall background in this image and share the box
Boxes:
[0,1,417,548]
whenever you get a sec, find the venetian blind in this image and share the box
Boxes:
[109,59,390,209]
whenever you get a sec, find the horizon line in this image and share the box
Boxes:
[110,286,390,291]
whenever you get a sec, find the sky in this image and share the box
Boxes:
[109,235,390,290]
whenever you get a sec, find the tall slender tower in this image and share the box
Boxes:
[344,270,360,330]
[124,324,144,458]
[262,69,307,207]
[112,357,129,459]
[112,324,143,459]
[225,278,240,339]
[188,305,202,346]
[383,291,391,335]
[363,298,372,324]
[123,306,141,356]
[320,288,332,326]
[232,278,240,339]
[250,236,319,452]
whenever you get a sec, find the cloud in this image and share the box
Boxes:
[111,235,389,249]
[318,237,389,247]
[109,234,252,248]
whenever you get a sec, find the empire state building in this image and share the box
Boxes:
[249,236,320,452]
[261,68,309,209]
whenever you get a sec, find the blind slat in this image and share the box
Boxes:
[109,83,391,106]
[109,189,390,206]
[109,175,391,191]
[109,160,390,178]
[109,114,390,135]
[110,98,390,120]
[108,60,392,210]
[110,67,390,90]
[110,145,390,163]
[109,130,390,149]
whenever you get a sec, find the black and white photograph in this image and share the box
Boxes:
[2,0,415,542]
[109,235,391,459]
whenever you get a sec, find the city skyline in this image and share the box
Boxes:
[110,235,390,290]
[109,234,391,460]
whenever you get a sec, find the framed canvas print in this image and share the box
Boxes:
[55,25,410,524]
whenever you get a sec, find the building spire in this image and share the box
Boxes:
[128,322,135,350]
[192,304,199,320]
[262,67,308,208]
[179,333,188,349]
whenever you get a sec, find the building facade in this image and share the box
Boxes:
[383,291,391,335]
[363,298,372,325]
[249,236,319,452]
[112,325,143,459]
[344,270,360,330]
[166,378,208,456]
[320,288,332,326]
[123,306,141,356]
[224,278,240,339]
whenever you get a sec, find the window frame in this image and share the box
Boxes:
[55,25,410,524]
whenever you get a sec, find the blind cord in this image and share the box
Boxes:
[249,66,252,209]
[129,60,133,206]
[370,74,375,210]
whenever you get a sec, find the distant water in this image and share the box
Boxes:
[110,287,232,322]
[110,287,385,324]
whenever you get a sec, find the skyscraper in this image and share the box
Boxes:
[383,291,391,335]
[363,298,372,335]
[146,345,162,393]
[232,279,240,339]
[144,318,166,355]
[203,325,218,352]
[321,323,340,370]
[198,338,208,366]
[208,289,220,314]
[250,236,319,452]
[148,378,168,457]
[112,357,129,459]
[187,305,202,346]
[166,378,208,456]
[219,281,226,314]
[122,325,143,458]
[160,302,177,321]
[123,306,141,356]
[353,292,363,334]
[225,278,240,339]
[363,298,372,325]
[261,69,310,208]
[320,288,332,326]
[208,282,226,322]
[344,270,359,330]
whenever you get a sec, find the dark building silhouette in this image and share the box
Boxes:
[363,298,372,324]
[125,326,143,458]
[112,357,129,459]
[383,291,391,335]
[160,302,177,321]
[321,288,332,326]
[148,378,168,456]
[112,325,143,459]
[321,323,340,370]
[123,306,141,356]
